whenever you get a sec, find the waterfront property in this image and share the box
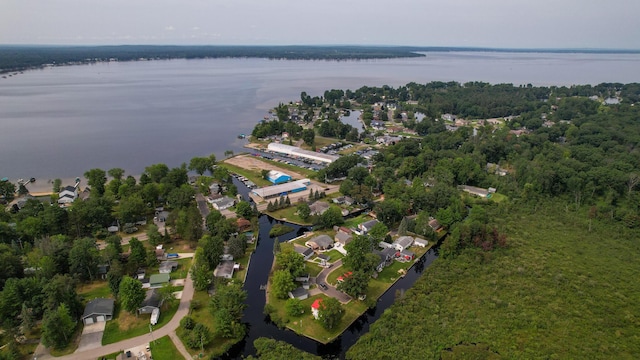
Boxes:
[267,142,339,164]
[305,234,334,250]
[252,179,311,199]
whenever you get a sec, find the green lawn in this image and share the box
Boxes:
[324,249,345,261]
[266,206,314,225]
[150,335,184,360]
[343,214,370,229]
[219,163,271,187]
[101,350,123,360]
[102,301,179,345]
[78,280,112,300]
[171,258,192,279]
[306,262,324,277]
[233,240,256,282]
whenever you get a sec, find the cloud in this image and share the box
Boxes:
[164,25,175,31]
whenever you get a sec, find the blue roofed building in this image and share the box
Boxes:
[267,170,292,184]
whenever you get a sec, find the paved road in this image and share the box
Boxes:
[35,271,195,360]
[315,259,352,303]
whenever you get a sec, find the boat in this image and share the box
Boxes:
[237,133,246,139]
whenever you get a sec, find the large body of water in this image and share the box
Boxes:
[1,52,640,180]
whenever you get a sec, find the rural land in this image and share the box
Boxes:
[1,75,640,360]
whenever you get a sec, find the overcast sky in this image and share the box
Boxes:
[2,0,639,49]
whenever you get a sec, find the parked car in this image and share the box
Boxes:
[166,253,179,259]
[319,283,328,290]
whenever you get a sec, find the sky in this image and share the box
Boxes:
[2,0,639,49]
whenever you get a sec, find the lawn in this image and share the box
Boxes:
[305,262,324,277]
[177,290,242,358]
[233,240,256,282]
[219,163,271,187]
[102,350,123,359]
[266,206,314,225]
[324,249,345,261]
[78,280,112,300]
[102,301,179,345]
[343,214,370,229]
[149,335,184,360]
[171,258,192,279]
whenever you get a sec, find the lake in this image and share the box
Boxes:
[1,52,640,180]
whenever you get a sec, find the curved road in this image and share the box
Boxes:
[315,259,352,303]
[36,274,194,360]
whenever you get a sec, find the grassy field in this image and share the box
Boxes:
[220,163,271,187]
[102,301,179,345]
[101,350,123,359]
[266,206,314,225]
[348,201,640,359]
[78,280,112,300]
[149,335,184,360]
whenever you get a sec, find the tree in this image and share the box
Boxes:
[271,270,297,299]
[42,274,82,318]
[273,237,281,255]
[41,303,75,350]
[227,234,247,259]
[107,261,124,298]
[205,209,224,233]
[199,235,224,269]
[297,202,311,220]
[158,282,178,309]
[145,163,169,183]
[69,237,99,281]
[236,201,253,219]
[253,338,321,360]
[368,222,389,242]
[108,168,125,181]
[189,156,211,176]
[0,181,16,202]
[52,178,62,193]
[209,282,247,320]
[185,323,212,349]
[275,249,306,277]
[319,206,344,229]
[84,168,107,196]
[0,244,24,289]
[128,237,146,271]
[317,297,344,330]
[175,207,203,241]
[117,194,146,224]
[285,298,305,317]
[20,303,34,334]
[344,235,379,273]
[167,184,195,209]
[118,276,145,313]
[302,128,315,146]
[104,235,123,263]
[146,224,163,246]
[337,271,369,297]
[192,248,212,291]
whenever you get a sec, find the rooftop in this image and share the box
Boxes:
[82,298,114,318]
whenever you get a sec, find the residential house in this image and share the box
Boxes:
[159,261,178,274]
[428,218,442,232]
[357,219,379,234]
[442,113,456,121]
[135,269,146,280]
[392,236,414,251]
[294,245,314,261]
[317,253,330,266]
[149,273,170,288]
[236,218,251,232]
[209,183,221,194]
[214,260,238,279]
[155,210,170,222]
[155,248,166,260]
[413,238,429,247]
[311,298,323,319]
[378,241,394,249]
[332,196,354,206]
[309,201,330,216]
[295,274,311,289]
[288,287,309,300]
[58,185,78,205]
[97,264,110,280]
[459,185,495,198]
[305,235,334,250]
[79,187,91,201]
[211,196,236,211]
[335,230,353,246]
[374,248,396,272]
[82,298,115,325]
[397,249,415,261]
[138,289,162,315]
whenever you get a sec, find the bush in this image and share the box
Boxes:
[180,316,195,330]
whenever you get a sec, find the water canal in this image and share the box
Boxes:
[227,178,441,358]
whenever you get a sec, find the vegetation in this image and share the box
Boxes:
[269,223,294,237]
[149,335,184,360]
[250,337,321,360]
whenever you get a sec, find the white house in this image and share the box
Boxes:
[392,236,414,252]
[413,238,429,247]
[58,185,78,205]
[211,196,236,211]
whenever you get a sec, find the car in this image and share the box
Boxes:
[319,283,328,290]
[166,253,179,259]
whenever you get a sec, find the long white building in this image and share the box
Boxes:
[267,143,339,164]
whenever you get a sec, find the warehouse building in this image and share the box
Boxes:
[252,179,311,199]
[267,170,292,184]
[267,143,339,164]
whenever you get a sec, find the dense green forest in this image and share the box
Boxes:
[0,45,424,73]
[260,81,640,358]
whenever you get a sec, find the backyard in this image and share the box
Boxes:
[102,301,179,345]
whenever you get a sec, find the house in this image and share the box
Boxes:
[378,241,394,249]
[428,218,442,231]
[209,183,221,194]
[309,201,330,216]
[317,253,330,266]
[211,196,236,211]
[82,298,115,325]
[335,230,353,246]
[138,289,162,314]
[214,260,238,279]
[79,187,91,201]
[311,298,323,319]
[267,170,292,184]
[337,271,353,283]
[397,249,415,261]
[357,219,379,234]
[58,185,78,205]
[333,196,354,206]
[236,218,251,232]
[288,287,309,300]
[413,238,429,247]
[393,236,414,251]
[305,235,334,250]
[155,248,166,260]
[155,210,170,222]
[459,185,495,198]
[135,268,146,280]
[374,248,396,272]
[294,245,314,261]
[295,274,310,289]
[159,261,178,274]
[149,273,170,288]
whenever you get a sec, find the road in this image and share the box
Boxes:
[34,273,195,360]
[315,259,352,303]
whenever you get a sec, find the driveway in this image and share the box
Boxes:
[75,322,105,353]
[315,260,352,303]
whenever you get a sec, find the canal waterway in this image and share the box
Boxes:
[228,175,440,358]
